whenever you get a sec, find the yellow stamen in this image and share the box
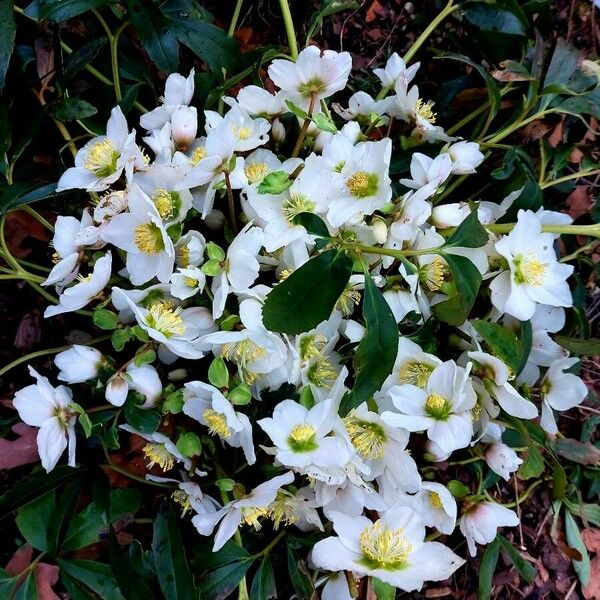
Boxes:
[346,171,378,198]
[142,443,175,471]
[202,408,231,439]
[415,98,436,123]
[245,162,270,184]
[359,521,413,568]
[429,491,443,509]
[83,138,120,177]
[144,303,185,337]
[282,194,316,223]
[344,416,387,459]
[233,126,252,141]
[176,245,190,267]
[398,362,434,388]
[419,257,446,291]
[307,357,337,389]
[514,253,547,286]
[134,223,165,254]
[190,146,207,166]
[241,506,269,529]
[222,338,267,385]
[425,393,451,419]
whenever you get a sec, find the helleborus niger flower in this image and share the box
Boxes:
[485,442,523,481]
[183,381,256,465]
[490,209,574,320]
[460,501,519,557]
[235,85,287,117]
[45,252,112,318]
[193,472,294,550]
[57,106,141,192]
[446,140,485,174]
[13,367,77,472]
[373,52,420,91]
[268,46,352,112]
[539,357,588,434]
[170,266,206,300]
[55,345,104,383]
[382,360,476,455]
[205,102,271,152]
[413,482,457,535]
[310,507,464,591]
[106,363,162,408]
[399,152,452,198]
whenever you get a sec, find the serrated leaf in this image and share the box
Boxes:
[54,98,98,121]
[471,319,523,374]
[257,170,293,195]
[262,249,353,335]
[339,274,398,416]
[517,445,544,480]
[313,112,337,134]
[553,335,600,356]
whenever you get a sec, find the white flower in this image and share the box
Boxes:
[540,357,588,434]
[193,472,294,550]
[382,361,476,455]
[235,85,287,117]
[399,152,452,195]
[45,252,112,318]
[57,106,142,192]
[175,230,206,268]
[93,190,129,222]
[101,185,175,285]
[373,53,420,91]
[413,482,457,534]
[183,381,256,465]
[140,69,195,131]
[446,141,484,174]
[459,502,519,557]
[13,367,76,472]
[106,363,162,408]
[310,507,464,591]
[490,210,574,320]
[112,287,216,360]
[170,266,206,300]
[485,442,523,481]
[170,105,198,150]
[55,345,104,383]
[326,139,392,228]
[258,398,353,471]
[205,102,270,152]
[268,46,352,112]
[333,91,387,122]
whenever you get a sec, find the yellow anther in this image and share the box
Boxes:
[415,98,436,123]
[143,443,175,471]
[346,171,378,198]
[202,408,231,439]
[83,138,120,177]
[344,417,387,459]
[359,522,413,568]
[145,303,185,337]
[245,162,270,184]
[134,223,165,254]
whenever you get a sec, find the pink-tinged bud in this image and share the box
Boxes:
[171,106,198,151]
[485,442,522,481]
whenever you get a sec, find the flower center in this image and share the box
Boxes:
[184,276,199,288]
[134,223,165,254]
[299,333,328,362]
[359,522,413,570]
[222,338,267,385]
[143,443,175,471]
[172,489,193,515]
[176,245,190,267]
[298,77,326,96]
[429,491,443,509]
[419,257,447,291]
[347,171,379,198]
[288,423,318,453]
[202,408,231,439]
[233,126,253,141]
[513,253,547,286]
[144,303,186,337]
[344,417,387,459]
[269,492,296,529]
[398,362,434,388]
[415,98,436,123]
[425,393,452,420]
[282,194,316,223]
[241,506,270,529]
[306,357,337,389]
[245,162,270,184]
[152,189,181,221]
[190,146,207,166]
[336,286,361,316]
[83,138,120,177]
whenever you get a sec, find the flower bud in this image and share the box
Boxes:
[431,203,470,228]
[171,106,198,151]
[447,141,484,175]
[371,217,388,244]
[168,368,188,382]
[55,345,104,383]
[485,442,522,481]
[271,118,286,143]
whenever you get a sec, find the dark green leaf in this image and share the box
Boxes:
[517,320,532,376]
[471,319,522,374]
[152,502,197,600]
[0,182,62,215]
[54,98,98,121]
[62,38,107,82]
[201,560,251,600]
[15,491,55,551]
[292,212,331,238]
[32,0,112,21]
[542,38,581,109]
[432,253,481,326]
[462,5,527,35]
[554,335,600,356]
[0,0,16,89]
[554,438,600,466]
[552,461,567,500]
[263,249,353,334]
[47,478,84,553]
[497,535,536,583]
[443,210,488,248]
[124,400,161,434]
[200,540,252,569]
[286,543,314,599]
[12,571,36,600]
[479,538,500,599]
[126,0,179,72]
[340,274,398,415]
[58,559,125,600]
[109,528,154,600]
[518,445,544,480]
[250,556,276,600]
[564,512,590,585]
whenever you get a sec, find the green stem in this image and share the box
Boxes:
[228,0,244,36]
[103,464,176,488]
[254,530,286,558]
[403,0,458,63]
[485,222,600,238]
[291,93,317,158]
[111,21,129,102]
[278,0,299,60]
[18,205,55,232]
[540,168,600,190]
[0,334,111,378]
[353,243,434,258]
[484,110,556,145]
[224,172,239,234]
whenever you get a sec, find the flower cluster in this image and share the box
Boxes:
[12,47,588,595]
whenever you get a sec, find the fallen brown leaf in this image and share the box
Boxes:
[0,422,39,469]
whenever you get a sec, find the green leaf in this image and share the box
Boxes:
[208,356,229,389]
[371,577,395,600]
[111,328,131,351]
[554,438,600,466]
[201,560,252,600]
[109,528,154,600]
[542,39,581,109]
[284,100,309,120]
[443,210,488,248]
[206,242,226,261]
[518,445,544,480]
[54,98,98,121]
[250,556,276,600]
[201,540,251,569]
[171,20,238,72]
[126,0,179,72]
[58,559,125,600]
[93,308,119,330]
[479,538,500,600]
[471,319,523,374]
[497,535,536,583]
[286,543,314,599]
[32,0,112,21]
[340,274,398,415]
[462,5,527,35]
[292,212,331,238]
[62,38,107,82]
[447,480,471,498]
[313,112,337,134]
[565,500,600,527]
[0,182,63,215]
[257,170,293,195]
[0,0,16,89]
[12,571,36,600]
[564,511,590,585]
[15,491,55,551]
[134,349,156,367]
[176,432,201,458]
[228,383,252,406]
[432,253,481,326]
[517,319,532,376]
[552,461,567,500]
[263,249,353,335]
[124,400,161,434]
[152,502,197,600]
[553,335,600,356]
